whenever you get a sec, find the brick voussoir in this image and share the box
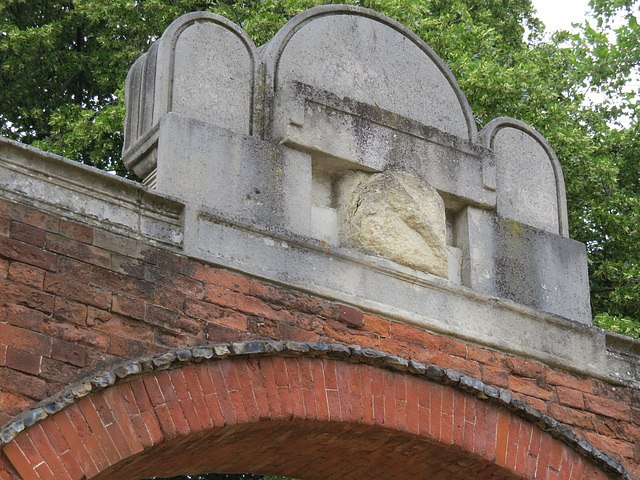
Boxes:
[0,340,632,480]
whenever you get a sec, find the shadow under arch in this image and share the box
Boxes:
[0,341,627,480]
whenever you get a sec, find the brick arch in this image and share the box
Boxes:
[0,344,620,480]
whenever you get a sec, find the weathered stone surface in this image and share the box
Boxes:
[408,360,426,374]
[153,113,313,238]
[212,345,231,357]
[153,352,177,368]
[490,216,591,322]
[271,81,495,210]
[282,341,310,356]
[231,341,266,355]
[176,349,192,361]
[307,341,329,356]
[263,341,284,353]
[459,375,484,394]
[454,206,591,324]
[70,382,92,398]
[91,371,116,388]
[348,345,363,357]
[123,12,257,180]
[193,347,214,360]
[118,7,592,336]
[262,6,476,141]
[43,395,74,415]
[171,19,255,134]
[425,365,446,380]
[0,427,19,445]
[444,368,461,385]
[480,118,569,236]
[499,390,512,405]
[335,170,448,277]
[115,362,142,378]
[483,385,500,399]
[22,409,46,428]
[384,355,409,371]
[326,343,351,359]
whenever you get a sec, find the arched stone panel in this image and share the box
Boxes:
[479,117,569,237]
[261,5,477,142]
[123,12,257,179]
[0,342,623,480]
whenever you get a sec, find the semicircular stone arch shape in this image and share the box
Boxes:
[479,117,569,237]
[123,12,258,179]
[0,343,621,480]
[260,5,477,142]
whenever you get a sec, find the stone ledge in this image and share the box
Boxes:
[272,81,496,210]
[0,137,184,247]
[189,206,640,389]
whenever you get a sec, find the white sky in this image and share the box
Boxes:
[532,0,638,125]
[531,0,592,32]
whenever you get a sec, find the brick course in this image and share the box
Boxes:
[0,198,639,479]
[1,358,615,480]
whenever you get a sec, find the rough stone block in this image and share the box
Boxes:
[335,170,448,277]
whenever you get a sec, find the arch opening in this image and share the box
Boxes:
[100,419,521,480]
[0,345,620,480]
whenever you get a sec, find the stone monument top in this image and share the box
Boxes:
[122,5,589,325]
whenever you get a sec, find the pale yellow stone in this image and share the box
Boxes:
[335,170,448,277]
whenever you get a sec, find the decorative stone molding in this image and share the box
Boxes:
[120,6,591,324]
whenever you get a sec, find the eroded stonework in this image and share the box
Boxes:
[336,170,448,277]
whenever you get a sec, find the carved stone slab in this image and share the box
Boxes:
[261,6,477,142]
[480,117,569,237]
[123,12,257,180]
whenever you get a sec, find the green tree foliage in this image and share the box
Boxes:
[569,0,640,331]
[1,0,638,331]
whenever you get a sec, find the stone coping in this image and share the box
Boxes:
[0,340,633,480]
[190,206,640,388]
[0,137,184,247]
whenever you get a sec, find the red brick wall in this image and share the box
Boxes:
[1,197,639,478]
[0,357,614,480]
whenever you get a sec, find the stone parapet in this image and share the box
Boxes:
[121,6,589,324]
